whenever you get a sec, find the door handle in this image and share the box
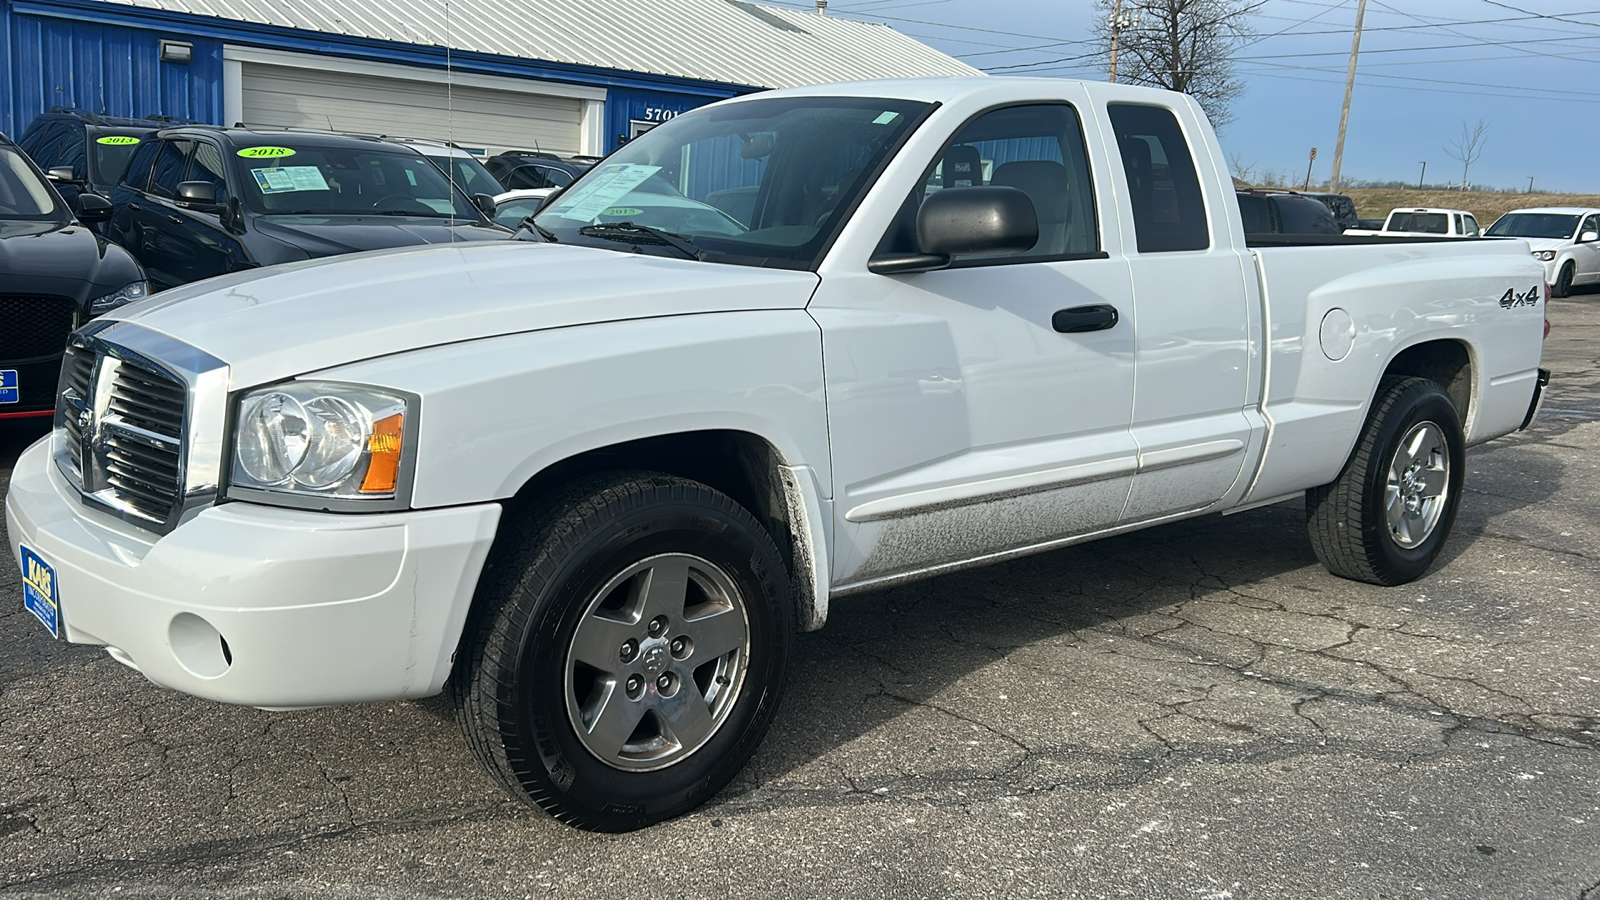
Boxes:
[1052,304,1119,333]
[128,202,144,211]
[168,215,185,225]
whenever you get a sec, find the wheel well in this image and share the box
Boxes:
[504,430,799,582]
[1384,340,1472,421]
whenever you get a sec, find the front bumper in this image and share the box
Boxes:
[6,434,501,708]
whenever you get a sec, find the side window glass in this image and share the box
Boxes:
[1107,103,1209,252]
[120,139,160,191]
[546,167,574,188]
[185,143,231,207]
[1584,215,1600,237]
[879,103,1100,263]
[1464,215,1480,237]
[23,124,70,167]
[57,134,88,181]
[149,140,195,199]
[506,166,548,190]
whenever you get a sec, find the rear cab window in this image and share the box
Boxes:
[1107,104,1208,252]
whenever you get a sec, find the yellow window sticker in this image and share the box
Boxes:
[96,135,141,145]
[237,146,297,159]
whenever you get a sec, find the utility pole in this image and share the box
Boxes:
[1329,0,1368,194]
[1417,161,1426,190]
[1527,176,1535,193]
[1109,0,1138,83]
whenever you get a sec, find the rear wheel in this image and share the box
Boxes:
[452,472,791,831]
[1553,262,1575,298]
[1306,377,1465,586]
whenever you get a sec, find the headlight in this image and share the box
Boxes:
[1533,250,1557,261]
[229,382,412,504]
[89,281,149,314]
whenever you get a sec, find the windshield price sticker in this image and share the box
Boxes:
[0,369,17,404]
[238,146,297,160]
[96,135,141,145]
[20,546,61,639]
[872,111,901,125]
[547,164,662,221]
[251,166,330,194]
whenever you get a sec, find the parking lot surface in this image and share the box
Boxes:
[2,298,1597,900]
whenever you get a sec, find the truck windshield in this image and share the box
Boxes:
[1485,212,1581,240]
[1386,212,1449,234]
[237,144,480,219]
[532,95,933,268]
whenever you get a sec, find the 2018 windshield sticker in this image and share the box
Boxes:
[96,136,141,145]
[251,166,330,194]
[1500,285,1540,308]
[546,164,662,221]
[238,146,296,159]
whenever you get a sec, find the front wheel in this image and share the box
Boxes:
[452,472,791,831]
[1306,377,1465,586]
[1553,262,1575,299]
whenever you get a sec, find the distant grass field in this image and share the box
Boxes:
[1340,189,1600,225]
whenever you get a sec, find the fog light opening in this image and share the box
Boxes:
[169,613,232,678]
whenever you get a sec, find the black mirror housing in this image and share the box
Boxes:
[175,180,219,209]
[916,186,1039,258]
[472,192,497,216]
[75,192,113,223]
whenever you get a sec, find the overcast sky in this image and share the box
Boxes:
[776,0,1600,194]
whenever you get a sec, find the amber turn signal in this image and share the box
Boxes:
[360,414,405,494]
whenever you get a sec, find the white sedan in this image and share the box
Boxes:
[1484,207,1600,297]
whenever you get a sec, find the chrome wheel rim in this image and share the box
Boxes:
[1385,421,1450,549]
[564,553,750,771]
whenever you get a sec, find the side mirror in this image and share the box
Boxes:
[1581,231,1598,243]
[175,181,219,210]
[869,186,1040,275]
[75,193,113,224]
[471,192,497,217]
[47,166,79,184]
[220,196,246,235]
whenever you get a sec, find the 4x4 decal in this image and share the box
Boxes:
[1500,285,1540,308]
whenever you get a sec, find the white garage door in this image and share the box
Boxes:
[239,62,584,156]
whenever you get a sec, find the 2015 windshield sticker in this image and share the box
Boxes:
[251,166,330,194]
[601,207,644,217]
[96,135,141,145]
[238,146,296,159]
[546,164,662,221]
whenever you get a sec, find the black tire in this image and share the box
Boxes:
[1306,377,1465,586]
[452,472,791,831]
[1554,262,1574,299]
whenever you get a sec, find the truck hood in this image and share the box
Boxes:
[104,241,821,387]
[251,215,509,256]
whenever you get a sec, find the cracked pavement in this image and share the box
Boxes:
[2,298,1597,899]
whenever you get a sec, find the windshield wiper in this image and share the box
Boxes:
[577,222,705,261]
[515,218,559,243]
[369,209,454,218]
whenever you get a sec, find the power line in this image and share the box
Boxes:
[1479,0,1600,27]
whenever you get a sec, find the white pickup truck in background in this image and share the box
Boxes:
[7,77,1549,832]
[1346,206,1483,238]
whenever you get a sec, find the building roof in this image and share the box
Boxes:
[95,0,983,88]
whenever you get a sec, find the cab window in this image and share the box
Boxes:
[1108,104,1209,252]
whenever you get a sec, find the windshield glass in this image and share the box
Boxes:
[533,95,933,267]
[432,153,504,198]
[0,146,65,220]
[1387,211,1448,234]
[1485,212,1580,240]
[91,132,150,185]
[236,144,480,218]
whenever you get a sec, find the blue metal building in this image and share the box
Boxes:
[1,0,978,155]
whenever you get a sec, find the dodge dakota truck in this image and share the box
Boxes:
[6,78,1549,832]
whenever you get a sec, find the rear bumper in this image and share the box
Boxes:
[6,434,501,708]
[1520,368,1551,431]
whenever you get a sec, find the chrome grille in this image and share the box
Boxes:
[101,363,186,522]
[0,295,75,360]
[53,321,224,535]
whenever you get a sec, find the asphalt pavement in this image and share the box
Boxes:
[2,297,1597,899]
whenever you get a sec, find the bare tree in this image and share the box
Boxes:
[1444,119,1488,190]
[1094,0,1265,127]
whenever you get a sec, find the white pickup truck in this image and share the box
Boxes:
[6,78,1549,832]
[1345,206,1482,238]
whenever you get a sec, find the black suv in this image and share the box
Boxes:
[1298,191,1359,232]
[484,150,595,191]
[1,132,148,421]
[16,109,177,208]
[1236,189,1342,236]
[107,126,512,290]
